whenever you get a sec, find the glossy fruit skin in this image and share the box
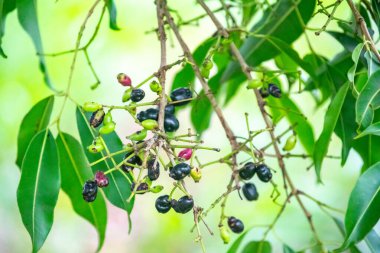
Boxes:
[130,182,149,194]
[150,80,162,93]
[95,171,109,188]
[268,83,281,98]
[228,217,244,233]
[259,88,270,98]
[170,87,192,106]
[164,104,175,115]
[238,162,257,180]
[171,196,194,214]
[83,102,102,112]
[137,108,158,122]
[155,195,171,213]
[88,143,104,153]
[130,89,145,102]
[164,114,180,132]
[256,164,272,182]
[117,73,132,86]
[99,122,115,135]
[147,159,160,181]
[82,180,98,202]
[122,88,132,102]
[90,109,105,128]
[142,119,158,130]
[242,183,259,201]
[129,129,147,141]
[219,226,230,244]
[103,112,113,125]
[283,135,297,151]
[178,148,192,160]
[121,152,142,172]
[169,163,191,180]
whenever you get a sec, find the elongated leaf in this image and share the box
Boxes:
[283,244,296,253]
[16,0,55,90]
[106,0,119,30]
[365,229,380,253]
[56,132,107,251]
[16,95,54,169]
[338,161,380,250]
[222,0,316,81]
[242,241,271,253]
[76,107,134,231]
[314,83,349,181]
[332,217,361,253]
[0,0,16,58]
[227,230,249,253]
[242,0,257,26]
[355,121,380,138]
[347,43,364,83]
[356,70,380,128]
[17,130,60,253]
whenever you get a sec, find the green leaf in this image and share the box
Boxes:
[242,0,257,26]
[227,230,249,253]
[76,107,134,231]
[171,37,216,92]
[16,95,54,169]
[267,95,315,156]
[313,83,349,181]
[0,0,16,58]
[56,132,107,251]
[365,229,380,253]
[106,0,120,30]
[364,51,380,76]
[332,217,361,253]
[16,0,56,91]
[347,43,364,83]
[222,0,316,81]
[338,161,380,250]
[283,244,296,253]
[17,129,60,253]
[242,241,272,253]
[356,70,380,128]
[355,121,380,138]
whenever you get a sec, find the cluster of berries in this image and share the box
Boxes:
[82,171,109,202]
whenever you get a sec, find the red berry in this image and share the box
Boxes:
[117,73,132,86]
[178,148,192,160]
[95,171,109,188]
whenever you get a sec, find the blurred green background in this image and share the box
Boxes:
[0,0,370,252]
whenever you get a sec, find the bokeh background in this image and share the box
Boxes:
[0,0,375,252]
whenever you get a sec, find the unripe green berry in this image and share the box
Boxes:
[190,167,202,183]
[142,119,159,130]
[103,112,113,125]
[202,59,213,70]
[99,122,115,135]
[246,79,262,89]
[88,143,104,153]
[122,88,132,102]
[129,129,147,141]
[219,226,230,244]
[150,80,162,93]
[150,185,164,193]
[83,102,102,112]
[200,67,210,79]
[283,135,297,151]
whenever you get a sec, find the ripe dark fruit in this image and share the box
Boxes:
[169,163,191,180]
[137,108,158,122]
[121,152,142,172]
[238,162,256,180]
[242,183,259,201]
[130,182,149,194]
[228,217,244,233]
[259,88,270,98]
[256,164,272,182]
[268,83,281,98]
[117,73,132,86]
[155,195,171,213]
[130,89,145,102]
[170,87,192,106]
[171,196,194,214]
[82,180,98,202]
[164,104,175,115]
[95,171,109,188]
[164,114,179,132]
[90,109,105,128]
[147,159,160,181]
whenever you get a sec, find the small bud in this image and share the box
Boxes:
[117,73,132,86]
[178,148,193,160]
[95,171,109,188]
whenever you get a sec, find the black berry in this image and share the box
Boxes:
[228,216,244,233]
[259,88,269,98]
[238,162,257,180]
[256,164,272,182]
[95,171,109,188]
[130,89,145,102]
[171,196,194,214]
[121,152,142,172]
[155,195,171,213]
[130,182,149,194]
[164,114,179,132]
[268,83,281,98]
[242,183,259,201]
[90,109,105,128]
[169,163,191,180]
[147,159,160,181]
[170,87,192,106]
[164,104,175,114]
[82,180,98,202]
